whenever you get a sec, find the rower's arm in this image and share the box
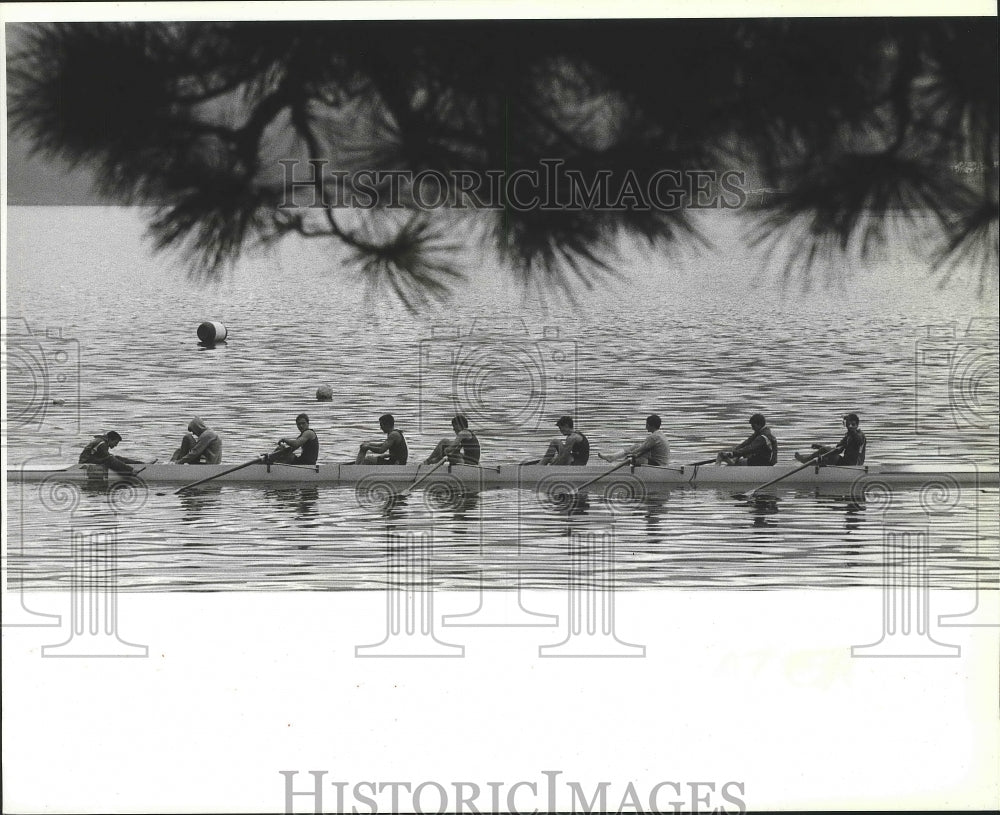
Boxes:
[732,435,765,457]
[180,432,215,462]
[550,434,576,465]
[364,438,392,454]
[626,436,654,457]
[281,429,314,450]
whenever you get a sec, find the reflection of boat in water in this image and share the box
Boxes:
[10,462,997,490]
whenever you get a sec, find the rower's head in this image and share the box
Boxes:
[749,413,766,430]
[105,430,122,448]
[188,417,207,435]
[555,416,574,435]
[452,414,469,432]
[645,414,661,431]
[378,413,395,432]
[296,413,310,431]
[843,412,860,428]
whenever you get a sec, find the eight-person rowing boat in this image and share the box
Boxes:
[8,411,997,490]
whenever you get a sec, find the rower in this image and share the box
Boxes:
[540,416,590,465]
[356,413,409,465]
[598,414,669,466]
[79,431,142,473]
[424,414,480,465]
[795,413,867,466]
[170,417,223,464]
[270,413,319,465]
[717,413,778,466]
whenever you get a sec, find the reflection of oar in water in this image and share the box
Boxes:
[174,454,267,494]
[739,450,826,499]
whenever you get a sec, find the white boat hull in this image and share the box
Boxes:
[7,462,998,489]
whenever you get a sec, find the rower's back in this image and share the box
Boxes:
[386,429,408,464]
[645,430,669,466]
[841,427,866,465]
[569,431,590,465]
[458,429,481,464]
[299,431,319,465]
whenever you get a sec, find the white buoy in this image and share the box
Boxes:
[197,321,228,345]
[316,385,333,401]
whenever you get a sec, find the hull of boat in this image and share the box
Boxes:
[8,462,998,489]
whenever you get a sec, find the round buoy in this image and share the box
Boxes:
[197,321,228,345]
[316,385,333,401]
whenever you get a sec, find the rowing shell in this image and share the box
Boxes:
[7,462,998,489]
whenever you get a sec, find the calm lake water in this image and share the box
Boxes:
[5,206,999,591]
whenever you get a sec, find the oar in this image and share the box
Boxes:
[741,450,826,498]
[175,455,265,494]
[689,458,716,466]
[397,458,449,497]
[519,458,541,465]
[573,457,634,493]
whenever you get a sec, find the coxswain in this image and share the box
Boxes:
[425,415,481,465]
[598,414,670,466]
[795,413,867,466]
[270,413,319,465]
[356,413,409,464]
[539,416,590,465]
[79,431,142,473]
[717,413,778,466]
[170,417,223,464]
